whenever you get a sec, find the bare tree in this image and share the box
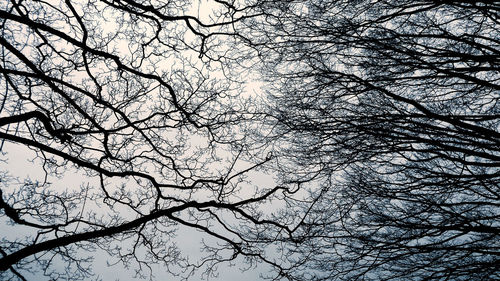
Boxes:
[234,0,500,280]
[0,0,289,280]
[2,0,499,280]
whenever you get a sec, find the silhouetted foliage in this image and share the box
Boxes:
[1,0,499,280]
[236,0,500,280]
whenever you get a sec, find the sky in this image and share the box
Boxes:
[0,128,280,281]
[0,0,287,280]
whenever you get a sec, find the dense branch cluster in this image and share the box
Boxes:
[238,1,499,280]
[0,0,499,280]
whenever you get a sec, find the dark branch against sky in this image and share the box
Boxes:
[0,0,499,280]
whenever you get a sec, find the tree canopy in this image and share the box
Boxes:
[237,1,499,280]
[1,0,499,280]
[0,0,285,280]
